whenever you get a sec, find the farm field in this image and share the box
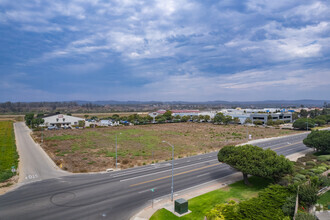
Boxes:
[33,123,301,172]
[0,121,19,183]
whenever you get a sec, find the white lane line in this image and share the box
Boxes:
[120,159,218,182]
[114,157,215,178]
[197,173,210,177]
[138,189,154,194]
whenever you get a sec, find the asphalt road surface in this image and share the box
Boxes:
[13,122,68,183]
[0,128,311,220]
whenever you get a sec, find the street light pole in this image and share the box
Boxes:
[162,140,174,202]
[116,134,118,169]
[115,132,122,169]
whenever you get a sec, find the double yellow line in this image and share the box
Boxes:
[130,163,220,187]
[130,141,303,187]
[270,141,302,151]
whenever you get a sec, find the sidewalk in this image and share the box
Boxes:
[130,172,243,220]
[130,148,313,220]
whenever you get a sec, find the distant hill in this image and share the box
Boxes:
[73,99,329,107]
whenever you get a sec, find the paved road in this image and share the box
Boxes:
[14,122,67,183]
[0,131,311,220]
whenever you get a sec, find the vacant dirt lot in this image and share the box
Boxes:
[33,123,301,172]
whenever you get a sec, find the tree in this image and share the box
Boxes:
[204,115,211,122]
[156,116,166,123]
[267,120,274,126]
[214,112,225,124]
[233,117,240,124]
[303,130,330,153]
[300,109,308,117]
[253,120,263,125]
[181,115,189,122]
[78,120,85,127]
[145,115,153,123]
[223,115,233,125]
[163,110,173,120]
[192,115,199,122]
[293,118,315,130]
[218,145,293,185]
[244,118,252,124]
[84,114,89,119]
[24,113,34,127]
[32,118,44,128]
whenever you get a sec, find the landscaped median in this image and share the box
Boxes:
[0,121,19,186]
[150,177,271,220]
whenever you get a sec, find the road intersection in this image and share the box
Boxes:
[0,124,312,220]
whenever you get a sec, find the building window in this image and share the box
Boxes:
[56,118,59,122]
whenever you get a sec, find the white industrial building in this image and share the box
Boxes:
[42,114,85,128]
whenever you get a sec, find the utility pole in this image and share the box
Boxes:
[162,140,174,202]
[115,132,122,169]
[115,134,118,169]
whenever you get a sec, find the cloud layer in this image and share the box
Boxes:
[0,0,329,101]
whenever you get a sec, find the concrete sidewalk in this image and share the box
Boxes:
[130,148,313,220]
[130,172,243,220]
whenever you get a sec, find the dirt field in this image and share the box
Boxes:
[33,123,302,172]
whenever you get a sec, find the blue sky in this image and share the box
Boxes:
[0,0,330,102]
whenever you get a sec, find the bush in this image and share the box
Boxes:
[206,185,290,220]
[306,172,315,177]
[282,195,296,217]
[298,183,318,207]
[317,155,330,162]
[306,161,316,167]
[295,174,306,181]
[295,212,317,220]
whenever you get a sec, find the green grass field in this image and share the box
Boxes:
[150,176,271,220]
[317,191,330,210]
[0,121,19,182]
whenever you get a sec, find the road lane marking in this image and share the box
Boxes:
[271,141,302,151]
[120,159,218,182]
[129,163,220,187]
[197,173,210,177]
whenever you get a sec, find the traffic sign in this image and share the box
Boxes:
[11,168,16,173]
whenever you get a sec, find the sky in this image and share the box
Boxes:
[0,0,330,102]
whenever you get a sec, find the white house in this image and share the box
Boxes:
[43,114,85,128]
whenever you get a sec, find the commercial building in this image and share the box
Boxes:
[250,112,292,124]
[42,114,85,128]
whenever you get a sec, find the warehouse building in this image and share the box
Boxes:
[42,114,85,128]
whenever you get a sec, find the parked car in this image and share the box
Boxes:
[47,126,59,130]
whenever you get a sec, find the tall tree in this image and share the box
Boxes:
[163,110,173,120]
[214,112,225,124]
[293,118,315,130]
[218,145,292,185]
[303,130,330,153]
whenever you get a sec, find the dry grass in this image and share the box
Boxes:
[33,123,301,172]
